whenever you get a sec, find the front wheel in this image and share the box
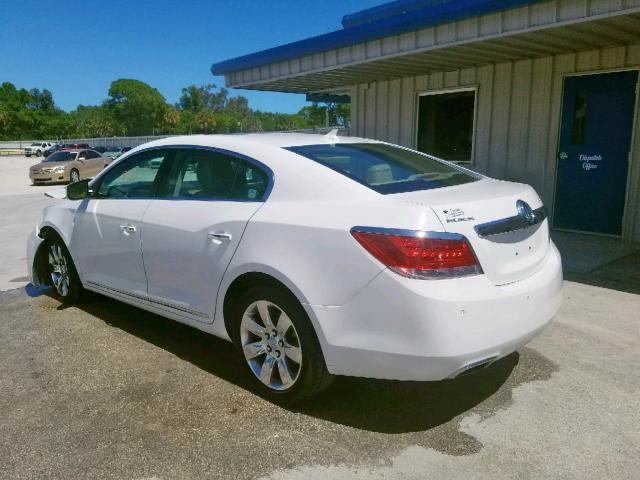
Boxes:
[46,237,83,303]
[69,169,80,183]
[231,285,333,402]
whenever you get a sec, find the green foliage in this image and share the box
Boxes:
[107,79,168,135]
[0,80,350,140]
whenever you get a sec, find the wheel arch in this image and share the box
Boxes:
[34,224,79,286]
[218,266,327,350]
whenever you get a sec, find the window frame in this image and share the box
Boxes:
[90,148,174,200]
[91,145,274,203]
[286,142,482,195]
[414,86,478,166]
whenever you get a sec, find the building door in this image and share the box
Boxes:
[554,70,638,235]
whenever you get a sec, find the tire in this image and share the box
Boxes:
[230,284,333,403]
[26,154,31,157]
[70,169,80,183]
[36,150,42,157]
[45,236,83,304]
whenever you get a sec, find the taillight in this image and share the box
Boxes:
[351,227,482,279]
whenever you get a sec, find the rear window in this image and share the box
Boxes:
[286,143,479,194]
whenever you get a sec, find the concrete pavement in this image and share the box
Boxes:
[0,155,58,291]
[1,281,639,479]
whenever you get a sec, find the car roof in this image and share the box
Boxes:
[139,132,377,150]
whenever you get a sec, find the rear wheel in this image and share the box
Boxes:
[46,237,83,304]
[231,285,332,402]
[70,169,80,183]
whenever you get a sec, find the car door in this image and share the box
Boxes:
[71,149,172,298]
[140,147,271,323]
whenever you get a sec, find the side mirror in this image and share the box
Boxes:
[67,179,90,200]
[78,156,86,161]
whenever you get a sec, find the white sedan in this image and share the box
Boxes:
[27,133,563,401]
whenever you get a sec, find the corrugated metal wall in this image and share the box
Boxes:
[350,44,640,241]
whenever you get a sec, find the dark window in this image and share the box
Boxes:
[164,148,268,201]
[96,150,169,199]
[571,88,588,145]
[416,90,476,163]
[46,151,76,162]
[287,143,478,195]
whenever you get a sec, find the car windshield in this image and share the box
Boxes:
[46,151,76,162]
[286,143,479,194]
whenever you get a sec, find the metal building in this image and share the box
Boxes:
[212,0,640,242]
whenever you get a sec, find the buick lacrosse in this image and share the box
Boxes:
[27,133,562,401]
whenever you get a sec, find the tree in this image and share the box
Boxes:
[297,102,351,128]
[107,79,167,135]
[178,83,230,112]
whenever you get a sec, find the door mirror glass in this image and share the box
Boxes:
[67,179,90,200]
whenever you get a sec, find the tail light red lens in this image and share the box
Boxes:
[351,228,482,279]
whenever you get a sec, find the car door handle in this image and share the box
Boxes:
[208,232,232,241]
[119,224,136,234]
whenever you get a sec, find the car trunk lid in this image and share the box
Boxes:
[390,178,550,285]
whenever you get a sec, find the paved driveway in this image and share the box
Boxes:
[1,278,639,479]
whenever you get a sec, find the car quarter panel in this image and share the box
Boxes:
[219,197,445,308]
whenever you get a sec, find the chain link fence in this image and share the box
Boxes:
[0,127,350,154]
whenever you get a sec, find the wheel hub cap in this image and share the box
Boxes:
[48,243,70,297]
[240,300,302,391]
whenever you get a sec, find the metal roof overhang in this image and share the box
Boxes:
[213,6,640,94]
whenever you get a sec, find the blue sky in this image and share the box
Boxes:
[1,0,385,113]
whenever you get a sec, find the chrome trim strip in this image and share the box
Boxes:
[474,206,547,238]
[350,226,465,241]
[86,281,209,319]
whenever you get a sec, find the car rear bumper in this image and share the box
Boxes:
[308,242,563,381]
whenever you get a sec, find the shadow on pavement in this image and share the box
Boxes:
[55,291,518,434]
[564,252,640,295]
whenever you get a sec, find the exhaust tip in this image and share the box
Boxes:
[452,356,498,379]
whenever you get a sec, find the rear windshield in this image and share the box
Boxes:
[286,143,479,194]
[46,151,76,162]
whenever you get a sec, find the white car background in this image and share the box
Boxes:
[27,133,563,401]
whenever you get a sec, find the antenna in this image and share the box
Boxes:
[324,129,339,142]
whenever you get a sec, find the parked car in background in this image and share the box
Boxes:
[26,133,563,402]
[91,146,108,153]
[29,149,111,184]
[61,143,91,150]
[103,146,132,160]
[25,142,54,157]
[43,143,63,158]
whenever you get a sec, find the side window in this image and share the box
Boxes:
[84,150,98,159]
[165,148,268,201]
[231,160,268,200]
[96,150,168,199]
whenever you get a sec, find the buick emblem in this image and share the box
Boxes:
[516,199,536,225]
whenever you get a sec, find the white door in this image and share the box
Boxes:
[140,147,270,322]
[71,149,171,297]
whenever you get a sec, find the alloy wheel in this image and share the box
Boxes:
[48,242,70,297]
[70,170,80,183]
[240,300,303,391]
